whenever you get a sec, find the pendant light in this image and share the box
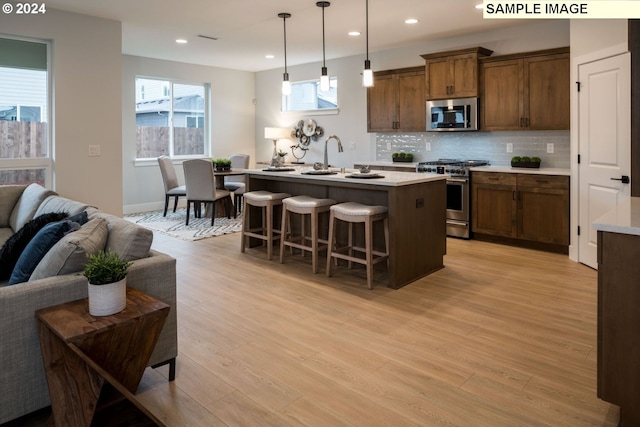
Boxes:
[362,0,374,87]
[278,12,292,96]
[317,1,331,92]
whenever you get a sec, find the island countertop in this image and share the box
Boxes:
[246,168,447,187]
[593,197,640,236]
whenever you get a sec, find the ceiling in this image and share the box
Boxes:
[45,0,523,72]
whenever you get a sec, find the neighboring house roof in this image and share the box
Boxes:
[135,94,203,114]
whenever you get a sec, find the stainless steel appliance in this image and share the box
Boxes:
[426,97,479,131]
[416,159,490,239]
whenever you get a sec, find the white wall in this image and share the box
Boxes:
[0,9,123,215]
[122,55,255,214]
[254,20,570,168]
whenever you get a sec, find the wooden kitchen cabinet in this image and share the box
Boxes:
[472,172,517,238]
[481,47,570,131]
[597,230,640,426]
[472,171,569,249]
[367,66,425,132]
[421,47,493,100]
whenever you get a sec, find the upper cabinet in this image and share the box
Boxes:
[421,47,493,100]
[367,66,426,132]
[481,47,570,131]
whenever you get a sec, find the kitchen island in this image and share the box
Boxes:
[245,168,447,289]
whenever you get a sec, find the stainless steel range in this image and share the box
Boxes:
[416,159,490,239]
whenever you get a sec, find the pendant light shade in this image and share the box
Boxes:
[362,0,374,87]
[278,12,292,96]
[317,1,331,92]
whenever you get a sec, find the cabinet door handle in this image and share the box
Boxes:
[525,118,530,128]
[520,118,524,128]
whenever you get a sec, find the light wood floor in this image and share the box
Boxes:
[7,231,618,427]
[131,231,618,427]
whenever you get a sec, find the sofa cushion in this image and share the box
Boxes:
[9,220,79,285]
[35,195,91,218]
[30,218,108,280]
[9,183,57,232]
[0,185,26,227]
[0,212,69,281]
[89,212,153,261]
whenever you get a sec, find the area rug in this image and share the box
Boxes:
[125,209,242,241]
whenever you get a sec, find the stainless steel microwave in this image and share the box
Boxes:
[426,97,478,131]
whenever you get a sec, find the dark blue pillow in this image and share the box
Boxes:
[0,212,68,280]
[67,210,88,226]
[9,220,78,285]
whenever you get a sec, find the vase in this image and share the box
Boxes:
[88,278,127,316]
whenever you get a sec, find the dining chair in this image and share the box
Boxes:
[224,153,250,217]
[157,155,187,216]
[183,159,232,226]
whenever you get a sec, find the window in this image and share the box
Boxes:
[135,78,209,159]
[0,37,50,186]
[282,77,338,112]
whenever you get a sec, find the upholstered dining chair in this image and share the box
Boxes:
[158,155,187,216]
[183,159,232,226]
[224,153,250,217]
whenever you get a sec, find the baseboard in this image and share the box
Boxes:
[123,200,187,215]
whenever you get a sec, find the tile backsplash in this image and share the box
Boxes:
[376,130,570,168]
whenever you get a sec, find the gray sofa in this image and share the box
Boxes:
[0,183,177,424]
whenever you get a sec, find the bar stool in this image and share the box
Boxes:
[326,202,389,289]
[241,190,290,260]
[279,195,336,273]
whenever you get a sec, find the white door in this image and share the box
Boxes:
[578,52,631,269]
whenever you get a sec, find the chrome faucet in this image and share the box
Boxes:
[323,135,343,170]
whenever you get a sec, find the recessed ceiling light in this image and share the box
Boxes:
[405,18,419,24]
[175,39,188,44]
[265,54,275,59]
[348,31,361,36]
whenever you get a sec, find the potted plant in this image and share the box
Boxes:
[511,155,541,168]
[213,158,232,171]
[271,150,288,168]
[83,250,132,316]
[392,152,414,163]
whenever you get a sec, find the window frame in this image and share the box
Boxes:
[134,76,211,164]
[0,36,52,188]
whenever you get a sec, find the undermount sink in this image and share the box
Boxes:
[302,170,338,175]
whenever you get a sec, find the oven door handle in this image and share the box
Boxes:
[447,178,468,183]
[446,220,469,227]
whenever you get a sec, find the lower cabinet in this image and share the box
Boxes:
[472,171,569,247]
[597,231,640,426]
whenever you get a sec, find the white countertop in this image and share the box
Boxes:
[593,197,640,236]
[246,167,447,187]
[471,165,571,176]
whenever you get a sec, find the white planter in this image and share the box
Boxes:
[88,278,127,316]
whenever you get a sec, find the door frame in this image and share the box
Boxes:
[570,42,629,263]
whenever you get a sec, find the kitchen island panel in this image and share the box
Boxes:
[246,171,447,288]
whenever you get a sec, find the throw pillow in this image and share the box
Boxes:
[0,212,69,281]
[66,210,89,226]
[30,218,108,280]
[8,183,57,232]
[0,185,26,227]
[9,220,79,285]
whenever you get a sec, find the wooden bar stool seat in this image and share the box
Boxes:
[279,195,336,273]
[326,202,389,289]
[241,190,290,260]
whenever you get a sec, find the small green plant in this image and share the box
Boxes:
[277,150,287,157]
[392,152,413,161]
[213,158,231,167]
[531,156,541,163]
[83,251,132,285]
[391,152,399,159]
[511,156,522,163]
[520,156,531,163]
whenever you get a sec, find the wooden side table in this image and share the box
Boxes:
[36,288,169,427]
